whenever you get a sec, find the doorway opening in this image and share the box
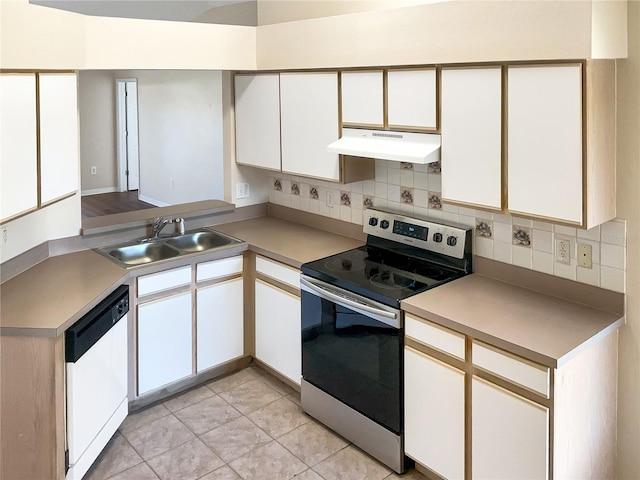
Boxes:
[116,78,140,193]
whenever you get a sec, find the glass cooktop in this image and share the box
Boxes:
[301,245,464,308]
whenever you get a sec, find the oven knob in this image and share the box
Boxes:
[380,220,390,229]
[447,236,458,247]
[368,217,378,227]
[433,232,443,243]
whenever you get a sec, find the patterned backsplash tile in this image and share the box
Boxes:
[266,159,626,293]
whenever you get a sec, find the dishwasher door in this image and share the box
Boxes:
[65,285,129,480]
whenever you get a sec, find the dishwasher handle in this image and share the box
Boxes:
[65,284,129,363]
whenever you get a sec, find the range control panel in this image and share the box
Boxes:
[363,208,471,259]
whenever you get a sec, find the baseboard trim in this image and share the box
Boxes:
[138,195,169,207]
[81,187,118,196]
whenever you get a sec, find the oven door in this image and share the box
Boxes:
[300,275,403,435]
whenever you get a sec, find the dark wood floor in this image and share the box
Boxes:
[81,191,155,219]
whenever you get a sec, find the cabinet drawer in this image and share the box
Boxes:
[256,256,299,289]
[405,315,465,360]
[197,255,243,282]
[137,265,191,297]
[472,341,550,397]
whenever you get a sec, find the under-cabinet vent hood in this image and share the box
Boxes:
[327,128,441,164]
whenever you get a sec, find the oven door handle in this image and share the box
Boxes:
[300,276,401,328]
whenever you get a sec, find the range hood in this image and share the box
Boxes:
[327,128,441,164]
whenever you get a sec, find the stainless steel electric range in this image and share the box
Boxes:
[300,208,473,473]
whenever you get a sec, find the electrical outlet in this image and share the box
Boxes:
[555,238,571,265]
[326,191,335,208]
[578,243,593,269]
[90,166,97,175]
[236,183,250,199]
[2,226,7,245]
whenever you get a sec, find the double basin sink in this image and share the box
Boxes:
[100,230,243,267]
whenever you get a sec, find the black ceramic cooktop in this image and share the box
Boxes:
[301,245,463,308]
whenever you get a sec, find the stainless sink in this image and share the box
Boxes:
[166,231,236,253]
[107,242,181,266]
[99,229,243,267]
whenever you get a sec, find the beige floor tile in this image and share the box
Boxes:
[246,396,311,438]
[286,390,302,407]
[121,414,195,460]
[163,385,215,412]
[278,421,348,467]
[248,367,296,396]
[384,469,429,479]
[146,438,224,480]
[292,469,324,480]
[85,433,142,480]
[174,395,241,435]
[313,445,391,480]
[200,416,272,463]
[218,379,282,415]
[228,441,307,480]
[207,369,258,394]
[199,465,242,480]
[119,403,172,434]
[106,463,159,480]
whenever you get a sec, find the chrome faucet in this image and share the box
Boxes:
[151,217,170,238]
[141,217,185,243]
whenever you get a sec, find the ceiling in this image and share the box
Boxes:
[30,0,258,25]
[29,0,440,27]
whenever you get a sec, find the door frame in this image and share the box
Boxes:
[115,78,139,192]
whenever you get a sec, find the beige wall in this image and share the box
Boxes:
[0,195,81,263]
[256,1,626,69]
[615,3,640,478]
[126,70,225,207]
[0,0,256,70]
[78,71,118,194]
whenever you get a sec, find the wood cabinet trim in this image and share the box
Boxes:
[405,337,466,372]
[255,272,300,297]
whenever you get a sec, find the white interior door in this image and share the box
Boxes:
[117,79,139,192]
[125,81,139,191]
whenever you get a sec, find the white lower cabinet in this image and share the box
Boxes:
[405,347,465,480]
[197,277,244,372]
[255,278,301,385]
[137,291,193,395]
[472,376,549,480]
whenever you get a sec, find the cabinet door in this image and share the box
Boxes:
[255,279,301,385]
[405,347,465,480]
[197,277,244,372]
[280,72,340,181]
[472,376,549,480]
[138,291,192,395]
[234,74,281,171]
[341,70,384,127]
[441,67,502,210]
[507,65,582,223]
[0,74,38,222]
[39,73,79,205]
[387,69,437,130]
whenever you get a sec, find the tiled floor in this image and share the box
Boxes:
[86,366,427,480]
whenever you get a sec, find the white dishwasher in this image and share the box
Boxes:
[65,284,129,480]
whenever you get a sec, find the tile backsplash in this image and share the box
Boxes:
[268,159,626,293]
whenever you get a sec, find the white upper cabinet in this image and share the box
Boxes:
[0,74,38,222]
[441,67,502,210]
[39,73,79,205]
[507,65,583,224]
[234,74,281,171]
[280,72,341,181]
[341,70,384,127]
[387,69,437,130]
